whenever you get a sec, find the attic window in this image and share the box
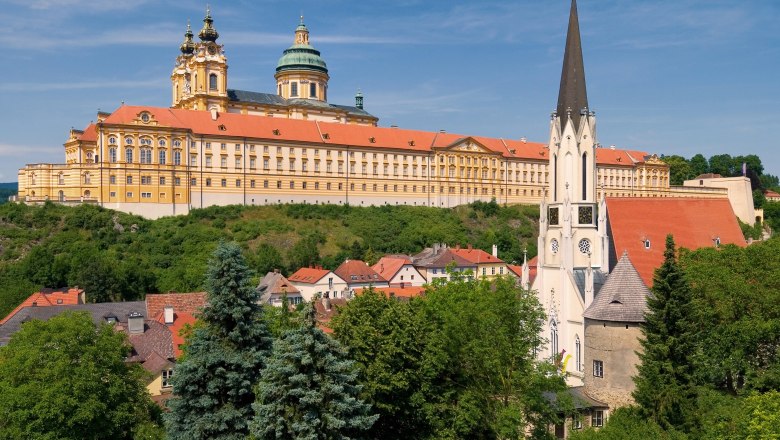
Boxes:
[616,157,622,162]
[714,237,721,247]
[218,124,226,131]
[322,133,330,139]
[273,129,281,136]
[644,239,651,250]
[140,112,150,123]
[56,299,63,304]
[369,137,376,143]
[408,140,415,146]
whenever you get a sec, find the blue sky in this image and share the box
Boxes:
[1,0,779,181]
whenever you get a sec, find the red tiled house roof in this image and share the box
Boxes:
[355,286,426,299]
[334,260,386,284]
[449,246,504,264]
[371,256,411,280]
[0,287,84,325]
[606,197,746,286]
[288,267,331,284]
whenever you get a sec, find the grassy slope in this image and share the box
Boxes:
[0,201,539,317]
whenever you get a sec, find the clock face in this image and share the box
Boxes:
[207,45,217,55]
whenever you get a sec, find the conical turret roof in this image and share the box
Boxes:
[584,252,650,322]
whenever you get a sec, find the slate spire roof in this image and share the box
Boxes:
[557,0,589,131]
[583,252,650,322]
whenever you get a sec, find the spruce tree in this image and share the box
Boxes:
[251,303,378,440]
[633,234,699,432]
[166,242,272,440]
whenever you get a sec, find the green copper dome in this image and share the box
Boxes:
[276,20,328,74]
[276,46,328,74]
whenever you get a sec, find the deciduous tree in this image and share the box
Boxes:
[0,312,163,439]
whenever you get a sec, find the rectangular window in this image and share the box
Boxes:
[250,180,255,188]
[175,177,181,186]
[159,177,166,185]
[190,178,197,186]
[162,369,174,388]
[221,157,227,168]
[190,154,197,166]
[126,192,133,198]
[141,192,152,198]
[109,175,116,184]
[277,181,282,189]
[250,158,256,169]
[221,178,227,187]
[235,158,241,169]
[263,180,269,188]
[205,142,211,150]
[236,179,241,187]
[592,411,604,428]
[109,191,116,198]
[221,143,226,151]
[593,360,604,378]
[126,176,133,184]
[290,181,295,189]
[173,150,181,165]
[141,176,151,185]
[235,143,241,151]
[572,414,582,430]
[291,82,298,97]
[263,159,269,170]
[310,82,317,98]
[206,156,212,167]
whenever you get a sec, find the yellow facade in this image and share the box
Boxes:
[15,10,727,219]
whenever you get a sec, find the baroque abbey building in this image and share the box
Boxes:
[17,8,725,219]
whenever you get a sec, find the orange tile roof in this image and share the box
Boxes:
[145,292,207,319]
[153,311,197,358]
[606,197,746,286]
[334,260,386,283]
[288,267,331,284]
[595,148,649,167]
[0,288,83,325]
[764,189,780,199]
[79,124,97,142]
[355,286,426,298]
[95,105,649,161]
[449,247,504,264]
[371,256,411,280]
[507,264,524,277]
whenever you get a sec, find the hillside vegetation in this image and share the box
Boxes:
[0,200,539,317]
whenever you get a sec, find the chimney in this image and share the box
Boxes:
[492,244,498,258]
[164,306,174,325]
[210,108,218,121]
[128,311,144,334]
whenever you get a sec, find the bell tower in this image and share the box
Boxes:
[171,7,229,112]
[533,0,607,384]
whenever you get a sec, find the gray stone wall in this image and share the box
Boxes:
[583,318,643,410]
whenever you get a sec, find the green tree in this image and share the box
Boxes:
[420,275,568,439]
[331,288,432,439]
[0,312,163,439]
[287,233,323,272]
[689,154,709,177]
[708,154,735,177]
[634,235,699,432]
[251,304,378,439]
[663,155,693,185]
[166,242,272,440]
[250,242,284,276]
[569,407,686,440]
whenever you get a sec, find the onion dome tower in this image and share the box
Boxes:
[198,6,219,42]
[275,16,330,102]
[179,22,196,56]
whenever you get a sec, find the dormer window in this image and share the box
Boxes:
[140,112,150,123]
[714,237,721,247]
[644,239,651,250]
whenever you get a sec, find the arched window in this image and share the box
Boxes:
[575,335,582,372]
[84,190,91,198]
[58,190,64,202]
[550,319,559,359]
[125,148,133,163]
[30,173,36,185]
[109,147,117,163]
[209,73,218,90]
[158,150,166,165]
[582,152,587,200]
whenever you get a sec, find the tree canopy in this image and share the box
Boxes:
[0,311,163,439]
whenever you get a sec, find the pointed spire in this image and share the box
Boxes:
[180,21,196,55]
[556,0,588,132]
[199,4,219,42]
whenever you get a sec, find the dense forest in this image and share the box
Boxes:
[0,200,539,317]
